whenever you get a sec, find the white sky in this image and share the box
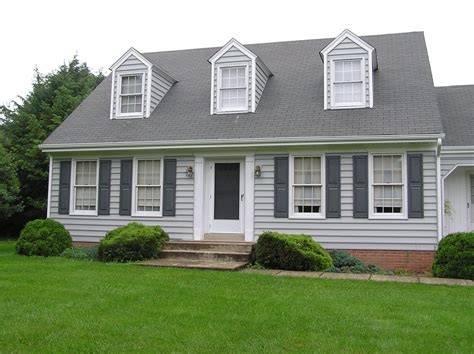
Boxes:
[1,0,473,105]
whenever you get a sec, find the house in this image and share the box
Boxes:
[40,30,474,272]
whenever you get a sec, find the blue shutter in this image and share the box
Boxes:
[98,160,112,215]
[353,155,368,218]
[119,160,133,216]
[326,156,341,218]
[408,154,424,218]
[162,158,177,216]
[274,156,289,218]
[58,160,71,215]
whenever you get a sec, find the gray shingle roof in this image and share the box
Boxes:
[43,32,443,146]
[436,85,474,146]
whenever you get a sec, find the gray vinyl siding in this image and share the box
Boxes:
[440,151,474,178]
[112,54,149,118]
[326,38,370,107]
[254,151,439,251]
[255,60,269,105]
[50,157,194,242]
[150,68,174,113]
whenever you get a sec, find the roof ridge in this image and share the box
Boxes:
[141,31,424,56]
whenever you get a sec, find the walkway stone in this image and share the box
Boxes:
[242,269,282,275]
[371,275,419,283]
[277,271,323,278]
[418,277,474,286]
[139,259,247,270]
[321,273,371,280]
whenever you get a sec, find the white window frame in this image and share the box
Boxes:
[116,71,146,119]
[330,57,366,109]
[70,158,99,216]
[289,154,326,219]
[131,157,164,217]
[368,152,408,220]
[216,63,249,114]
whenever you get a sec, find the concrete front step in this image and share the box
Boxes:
[139,259,248,270]
[163,240,254,253]
[161,249,251,263]
[204,233,245,241]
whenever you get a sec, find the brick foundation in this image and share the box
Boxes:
[339,249,435,273]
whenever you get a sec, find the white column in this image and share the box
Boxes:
[193,156,204,240]
[244,154,255,242]
[47,155,53,218]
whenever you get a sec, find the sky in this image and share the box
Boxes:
[1,0,473,106]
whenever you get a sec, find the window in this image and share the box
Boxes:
[120,74,143,115]
[218,66,247,111]
[372,154,404,216]
[135,159,161,214]
[292,156,323,216]
[73,160,98,214]
[332,59,364,107]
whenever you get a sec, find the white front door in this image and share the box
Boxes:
[207,160,245,234]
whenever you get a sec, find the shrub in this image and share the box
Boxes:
[98,223,169,262]
[327,250,390,274]
[61,247,98,261]
[16,219,72,256]
[255,232,333,271]
[432,232,474,280]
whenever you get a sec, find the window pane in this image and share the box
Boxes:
[220,88,246,109]
[293,156,322,214]
[137,160,161,186]
[137,186,161,212]
[372,155,404,214]
[334,83,363,104]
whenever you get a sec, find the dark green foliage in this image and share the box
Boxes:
[98,223,169,262]
[61,247,98,261]
[0,141,23,219]
[327,250,390,274]
[432,232,474,280]
[16,219,72,256]
[0,57,103,236]
[255,232,333,271]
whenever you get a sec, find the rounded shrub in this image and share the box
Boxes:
[432,232,474,280]
[98,223,169,262]
[255,232,333,271]
[16,219,72,257]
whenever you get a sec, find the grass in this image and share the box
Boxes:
[1,241,473,353]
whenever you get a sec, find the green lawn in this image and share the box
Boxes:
[0,241,473,353]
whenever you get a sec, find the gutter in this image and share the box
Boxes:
[440,145,474,154]
[39,133,444,153]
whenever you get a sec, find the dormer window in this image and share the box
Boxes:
[119,74,144,116]
[109,47,176,120]
[218,66,248,112]
[332,59,364,107]
[320,29,378,110]
[208,38,272,115]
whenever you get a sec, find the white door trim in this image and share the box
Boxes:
[206,159,245,234]
[193,154,254,241]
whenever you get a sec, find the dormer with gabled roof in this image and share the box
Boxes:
[320,29,378,110]
[208,38,272,115]
[109,47,176,119]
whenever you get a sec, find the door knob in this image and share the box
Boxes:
[241,194,244,201]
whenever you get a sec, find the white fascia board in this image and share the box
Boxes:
[39,134,443,153]
[440,145,474,153]
[110,47,153,71]
[208,38,257,64]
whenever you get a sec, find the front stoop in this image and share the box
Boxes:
[139,240,255,270]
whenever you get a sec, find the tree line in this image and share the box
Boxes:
[0,57,104,237]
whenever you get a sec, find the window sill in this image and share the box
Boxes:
[369,214,408,220]
[330,104,367,110]
[288,214,326,220]
[70,211,98,216]
[215,109,249,115]
[132,212,163,218]
[114,114,145,120]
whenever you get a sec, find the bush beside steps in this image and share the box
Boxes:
[16,219,72,257]
[433,232,473,280]
[255,232,333,271]
[98,222,169,262]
